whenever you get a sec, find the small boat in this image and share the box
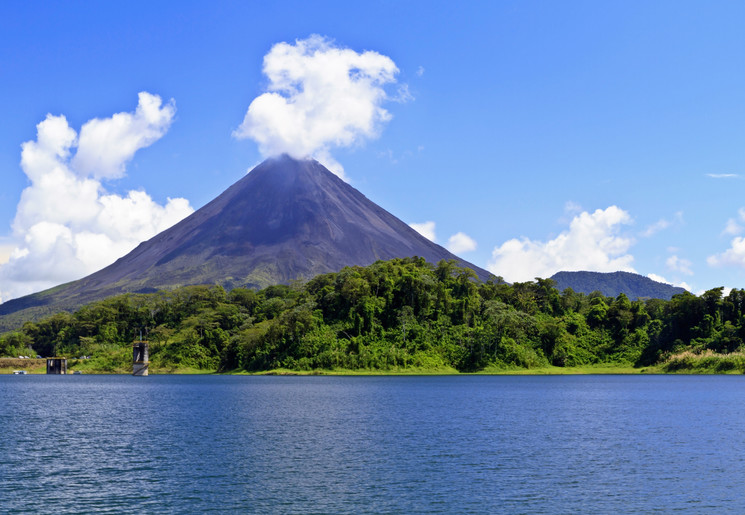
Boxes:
[12,370,28,375]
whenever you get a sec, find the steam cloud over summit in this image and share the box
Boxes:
[233,35,404,178]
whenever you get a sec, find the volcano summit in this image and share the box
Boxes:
[0,155,491,327]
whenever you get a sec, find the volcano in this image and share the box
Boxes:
[0,155,491,327]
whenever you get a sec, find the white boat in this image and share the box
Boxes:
[12,370,28,375]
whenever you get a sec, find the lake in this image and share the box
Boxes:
[2,374,745,513]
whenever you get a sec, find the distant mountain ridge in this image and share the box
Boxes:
[550,271,686,300]
[0,155,491,330]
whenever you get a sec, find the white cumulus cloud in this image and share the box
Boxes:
[447,232,477,254]
[708,237,745,269]
[72,92,175,179]
[724,219,743,236]
[488,206,635,282]
[666,255,693,276]
[0,240,17,266]
[647,273,668,284]
[707,208,745,269]
[647,273,691,292]
[410,221,436,242]
[233,35,404,179]
[0,93,193,303]
[722,207,745,236]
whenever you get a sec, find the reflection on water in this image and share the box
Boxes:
[2,375,745,513]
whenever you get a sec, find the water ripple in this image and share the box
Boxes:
[2,375,745,513]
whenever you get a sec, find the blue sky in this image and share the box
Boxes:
[1,0,744,301]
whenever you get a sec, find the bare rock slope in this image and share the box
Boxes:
[0,155,490,328]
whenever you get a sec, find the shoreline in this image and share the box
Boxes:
[4,358,744,376]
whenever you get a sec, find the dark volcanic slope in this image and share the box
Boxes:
[550,270,687,300]
[0,155,491,325]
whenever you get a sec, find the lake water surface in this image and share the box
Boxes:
[2,374,745,513]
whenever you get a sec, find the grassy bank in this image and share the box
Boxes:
[238,363,656,375]
[660,350,745,374]
[7,357,745,375]
[249,365,461,375]
[0,358,46,374]
[0,358,218,375]
[66,360,217,375]
[480,364,660,375]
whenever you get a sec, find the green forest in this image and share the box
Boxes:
[2,257,745,374]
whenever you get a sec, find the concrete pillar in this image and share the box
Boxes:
[46,358,67,374]
[133,341,149,376]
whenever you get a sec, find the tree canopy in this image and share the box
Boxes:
[2,257,743,373]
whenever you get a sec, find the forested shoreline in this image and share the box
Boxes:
[2,257,745,374]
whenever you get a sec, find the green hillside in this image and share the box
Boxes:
[551,271,686,300]
[1,258,742,374]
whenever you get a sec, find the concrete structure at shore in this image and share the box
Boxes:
[133,340,149,376]
[46,358,67,374]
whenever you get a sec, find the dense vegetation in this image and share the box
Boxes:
[2,257,745,373]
